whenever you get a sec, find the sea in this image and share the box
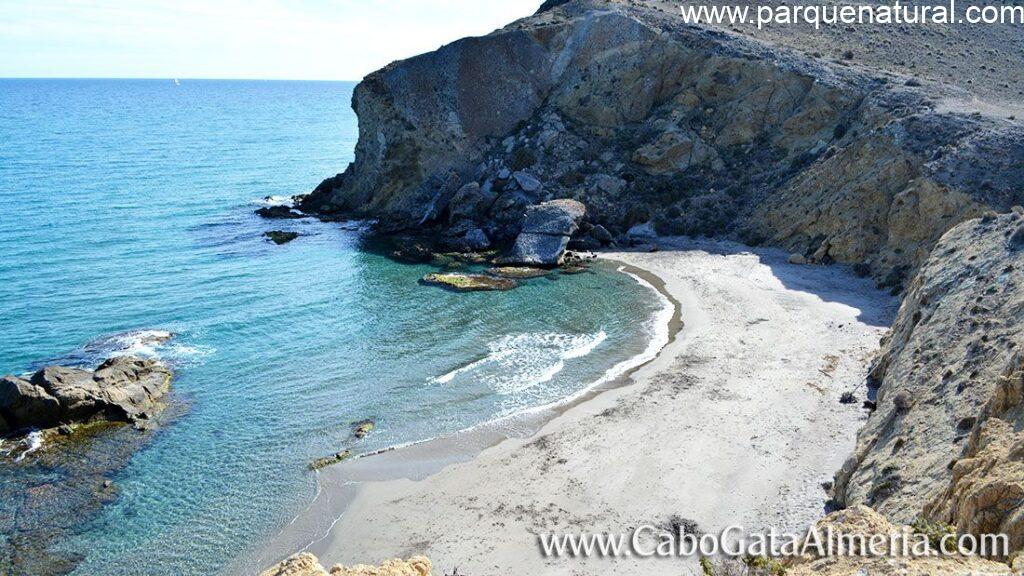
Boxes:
[0,79,669,575]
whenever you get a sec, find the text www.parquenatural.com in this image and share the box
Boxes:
[538,524,1010,560]
[678,0,1024,29]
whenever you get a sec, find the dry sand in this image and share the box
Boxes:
[258,238,898,575]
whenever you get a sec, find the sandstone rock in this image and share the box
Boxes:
[503,233,571,267]
[486,266,551,279]
[265,231,300,245]
[785,506,1011,575]
[0,357,172,432]
[261,554,433,576]
[331,556,432,576]
[421,273,518,292]
[923,352,1024,557]
[261,553,329,576]
[788,253,808,265]
[632,128,721,174]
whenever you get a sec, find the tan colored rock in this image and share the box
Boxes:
[924,354,1024,558]
[786,506,1011,576]
[330,556,432,576]
[834,213,1024,534]
[262,554,432,576]
[632,128,721,174]
[261,553,329,576]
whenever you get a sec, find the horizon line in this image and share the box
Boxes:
[0,76,360,82]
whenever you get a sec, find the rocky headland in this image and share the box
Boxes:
[264,0,1024,572]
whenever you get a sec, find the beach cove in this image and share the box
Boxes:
[257,237,898,574]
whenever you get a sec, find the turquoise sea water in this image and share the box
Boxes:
[0,79,666,574]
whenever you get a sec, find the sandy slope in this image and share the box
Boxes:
[280,239,898,575]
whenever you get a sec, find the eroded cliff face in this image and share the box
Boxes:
[834,212,1024,559]
[302,0,1023,287]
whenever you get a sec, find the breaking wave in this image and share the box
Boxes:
[429,331,608,395]
[50,329,214,369]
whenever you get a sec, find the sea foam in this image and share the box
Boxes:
[429,331,608,394]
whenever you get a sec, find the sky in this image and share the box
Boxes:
[0,0,542,80]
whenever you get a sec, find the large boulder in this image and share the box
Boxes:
[0,357,173,432]
[503,199,587,266]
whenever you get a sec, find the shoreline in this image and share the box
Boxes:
[244,257,683,575]
[252,238,898,575]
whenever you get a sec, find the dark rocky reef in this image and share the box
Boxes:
[0,356,173,434]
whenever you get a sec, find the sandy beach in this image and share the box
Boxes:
[259,238,898,575]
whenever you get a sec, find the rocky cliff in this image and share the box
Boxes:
[301,0,1023,288]
[833,212,1024,559]
[294,0,1024,567]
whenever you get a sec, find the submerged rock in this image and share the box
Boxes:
[420,273,518,292]
[309,450,352,471]
[352,420,375,439]
[389,241,435,264]
[0,357,173,433]
[486,266,551,279]
[264,231,300,245]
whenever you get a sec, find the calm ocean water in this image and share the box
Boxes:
[0,79,665,574]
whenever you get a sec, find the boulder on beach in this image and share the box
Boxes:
[0,356,173,432]
[420,273,518,292]
[264,231,300,245]
[501,199,587,267]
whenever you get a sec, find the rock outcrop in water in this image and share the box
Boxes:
[261,553,432,576]
[0,356,173,433]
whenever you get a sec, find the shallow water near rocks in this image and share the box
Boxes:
[0,80,665,574]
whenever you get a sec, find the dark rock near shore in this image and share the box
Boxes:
[264,231,300,245]
[255,205,303,220]
[0,357,173,433]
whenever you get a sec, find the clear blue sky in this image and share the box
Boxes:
[0,1,541,80]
